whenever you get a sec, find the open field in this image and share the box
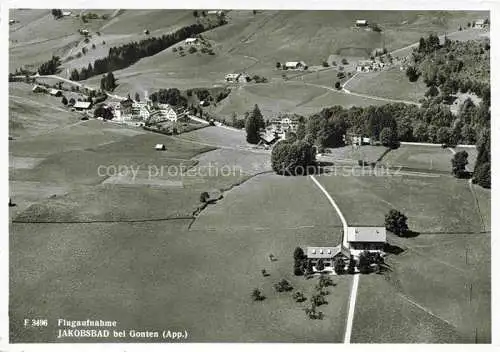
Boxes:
[319,145,389,165]
[9,83,84,138]
[344,68,428,102]
[352,230,490,343]
[213,81,387,119]
[315,174,484,234]
[78,11,486,97]
[380,144,454,173]
[11,174,350,342]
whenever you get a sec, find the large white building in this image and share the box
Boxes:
[346,226,386,255]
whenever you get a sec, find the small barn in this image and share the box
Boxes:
[355,19,368,27]
[73,101,92,111]
[185,38,199,45]
[284,61,307,70]
[155,144,166,151]
[32,85,47,93]
[48,88,63,97]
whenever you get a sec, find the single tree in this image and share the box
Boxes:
[472,162,490,189]
[200,191,210,203]
[135,92,140,102]
[451,150,469,178]
[385,209,409,236]
[61,96,68,105]
[335,81,341,90]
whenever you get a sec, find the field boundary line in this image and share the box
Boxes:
[397,293,456,329]
[11,216,194,224]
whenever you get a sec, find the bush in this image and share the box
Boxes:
[335,81,341,90]
[274,279,293,292]
[341,58,348,65]
[293,291,307,302]
[252,289,265,301]
[322,61,329,67]
[200,191,210,203]
[188,46,197,54]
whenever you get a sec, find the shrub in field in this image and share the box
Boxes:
[200,191,210,203]
[274,279,293,293]
[322,61,329,67]
[335,81,341,90]
[293,291,307,302]
[341,58,348,65]
[311,294,327,307]
[61,96,68,106]
[318,275,334,288]
[305,306,324,320]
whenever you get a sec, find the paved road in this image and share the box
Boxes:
[309,175,359,344]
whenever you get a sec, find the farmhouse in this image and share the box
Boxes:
[120,98,134,115]
[355,19,368,27]
[48,88,63,97]
[473,19,488,29]
[284,61,308,71]
[356,60,373,72]
[346,226,386,254]
[79,28,89,36]
[306,245,350,269]
[207,10,224,16]
[185,38,199,45]
[32,85,47,93]
[73,101,92,111]
[62,11,72,16]
[224,73,250,83]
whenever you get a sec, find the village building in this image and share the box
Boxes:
[346,226,386,254]
[79,28,89,36]
[224,73,251,83]
[355,19,368,27]
[155,144,166,151]
[306,245,351,269]
[356,60,373,72]
[120,97,134,115]
[185,38,199,45]
[62,11,72,16]
[9,19,16,25]
[48,88,63,97]
[284,61,308,71]
[32,85,47,93]
[207,10,224,16]
[473,19,488,29]
[73,101,92,111]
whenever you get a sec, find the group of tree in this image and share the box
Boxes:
[293,247,307,276]
[150,88,187,108]
[451,150,469,178]
[406,35,490,103]
[38,55,61,75]
[271,139,316,176]
[70,21,226,82]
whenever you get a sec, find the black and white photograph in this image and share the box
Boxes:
[5,1,494,346]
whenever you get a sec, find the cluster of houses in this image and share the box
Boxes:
[108,93,179,123]
[356,58,387,73]
[306,226,387,271]
[259,116,300,144]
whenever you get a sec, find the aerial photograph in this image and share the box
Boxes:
[8,8,491,343]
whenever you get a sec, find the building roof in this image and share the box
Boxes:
[73,101,92,109]
[347,226,386,243]
[475,19,486,25]
[260,132,277,143]
[185,38,198,43]
[356,19,368,25]
[225,73,241,79]
[306,245,350,259]
[48,88,62,95]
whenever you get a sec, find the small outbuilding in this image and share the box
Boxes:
[185,38,199,45]
[48,88,63,97]
[355,19,368,27]
[347,226,386,254]
[154,144,166,151]
[73,101,92,110]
